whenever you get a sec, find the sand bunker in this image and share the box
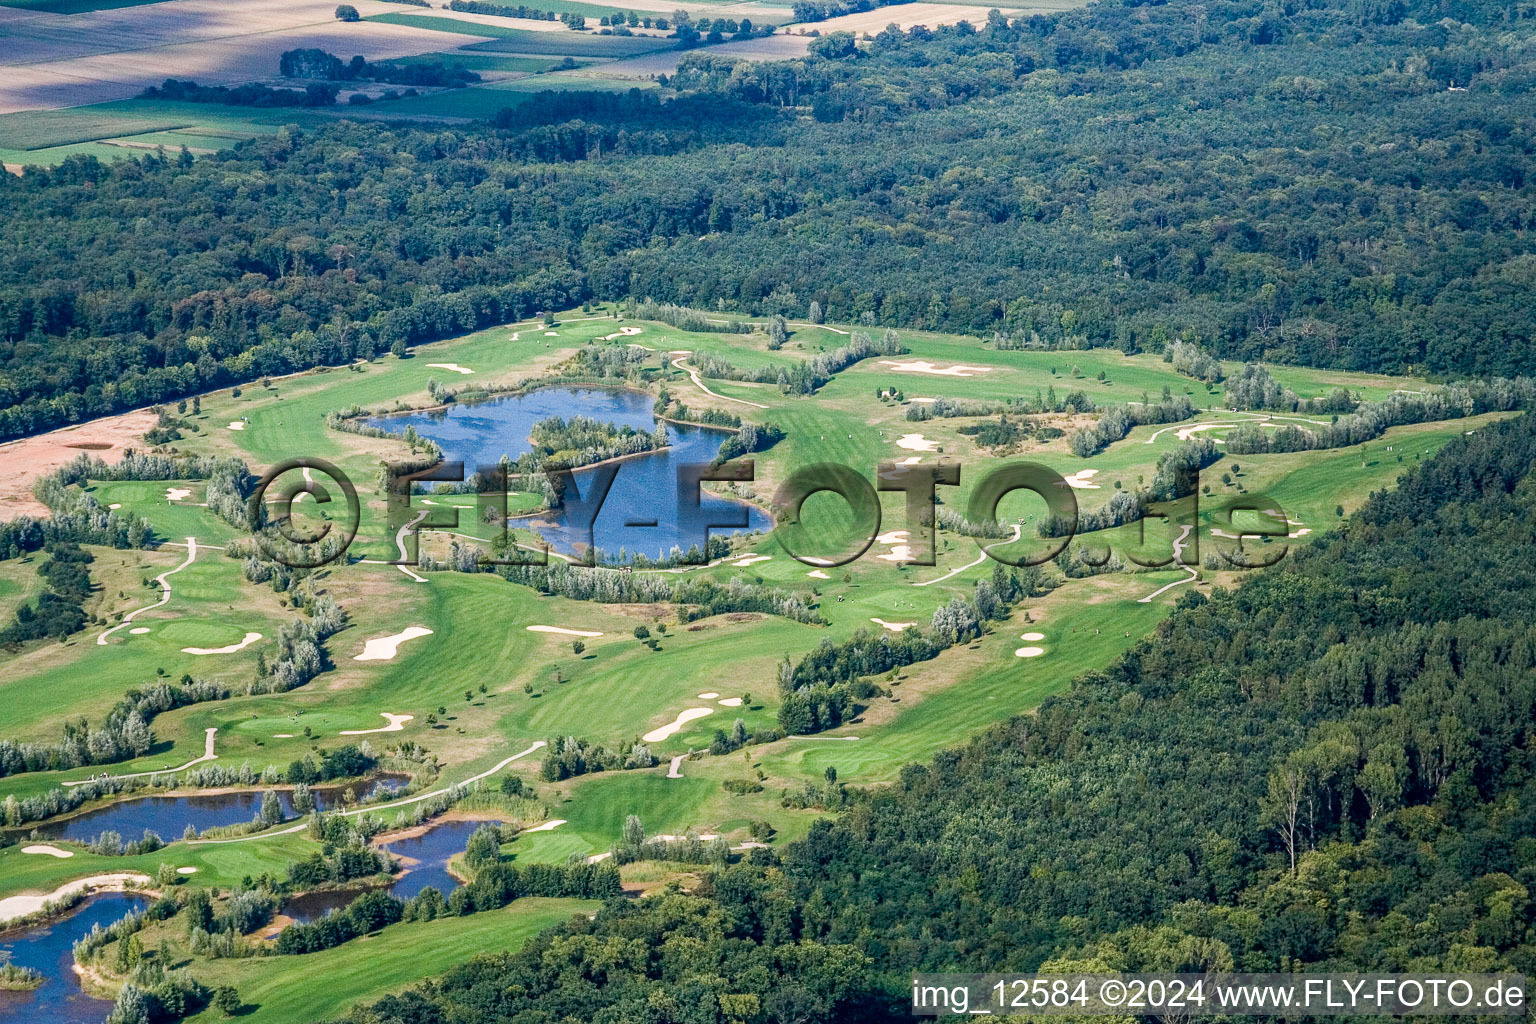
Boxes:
[732,554,772,567]
[526,625,603,638]
[881,360,993,377]
[893,456,924,466]
[896,434,940,452]
[227,421,245,431]
[273,734,294,738]
[21,845,74,859]
[807,570,830,579]
[165,487,192,501]
[108,503,122,509]
[697,692,720,699]
[1061,469,1102,490]
[354,627,433,661]
[1176,423,1233,442]
[642,707,713,743]
[603,326,645,340]
[718,697,743,707]
[871,617,916,632]
[524,819,566,833]
[875,529,913,562]
[1020,632,1045,642]
[177,867,197,875]
[182,631,261,655]
[0,874,152,926]
[543,330,558,336]
[426,363,474,375]
[340,713,414,736]
[1015,646,1046,658]
[129,627,151,635]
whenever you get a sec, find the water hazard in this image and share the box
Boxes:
[365,386,771,561]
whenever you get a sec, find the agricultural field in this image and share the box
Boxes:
[0,308,1502,1020]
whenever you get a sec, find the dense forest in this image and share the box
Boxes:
[1,0,1533,438]
[333,410,1536,1024]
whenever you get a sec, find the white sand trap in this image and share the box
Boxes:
[165,487,192,501]
[1015,646,1046,658]
[177,867,197,875]
[226,421,245,431]
[909,397,936,403]
[129,627,151,635]
[875,530,913,562]
[807,570,830,579]
[732,554,772,567]
[1060,469,1102,490]
[894,456,924,466]
[524,819,566,833]
[642,707,713,743]
[426,363,475,374]
[354,627,433,661]
[182,631,261,655]
[881,360,993,377]
[896,434,940,452]
[871,617,916,632]
[0,874,151,926]
[587,851,613,863]
[109,503,122,510]
[273,734,294,738]
[1176,423,1236,442]
[21,845,73,858]
[543,330,558,336]
[340,713,414,735]
[526,625,603,638]
[718,697,743,707]
[1020,632,1046,642]
[698,692,720,699]
[1289,528,1313,538]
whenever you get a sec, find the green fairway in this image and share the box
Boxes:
[182,897,597,1023]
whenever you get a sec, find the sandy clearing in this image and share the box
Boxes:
[731,554,772,567]
[896,434,940,452]
[21,845,73,858]
[718,697,743,707]
[642,707,713,743]
[697,692,720,699]
[0,873,153,927]
[1060,469,1102,490]
[273,733,294,738]
[176,867,197,875]
[526,625,604,638]
[165,487,192,502]
[871,617,916,632]
[1015,646,1046,657]
[227,421,246,431]
[1020,632,1046,642]
[108,503,122,509]
[0,406,157,518]
[874,529,914,562]
[893,456,924,466]
[129,627,151,635]
[807,570,830,579]
[524,819,566,833]
[544,330,559,336]
[340,713,414,735]
[182,631,262,655]
[880,359,993,377]
[354,627,433,661]
[427,363,475,375]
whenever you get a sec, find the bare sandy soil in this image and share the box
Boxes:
[0,406,158,518]
[0,0,485,113]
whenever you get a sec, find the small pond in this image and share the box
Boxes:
[0,893,149,1024]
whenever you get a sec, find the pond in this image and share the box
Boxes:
[0,893,149,1024]
[365,386,772,561]
[36,775,410,844]
[280,818,499,923]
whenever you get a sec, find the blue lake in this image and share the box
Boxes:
[365,386,771,561]
[280,818,497,922]
[0,893,149,1024]
[36,775,408,844]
